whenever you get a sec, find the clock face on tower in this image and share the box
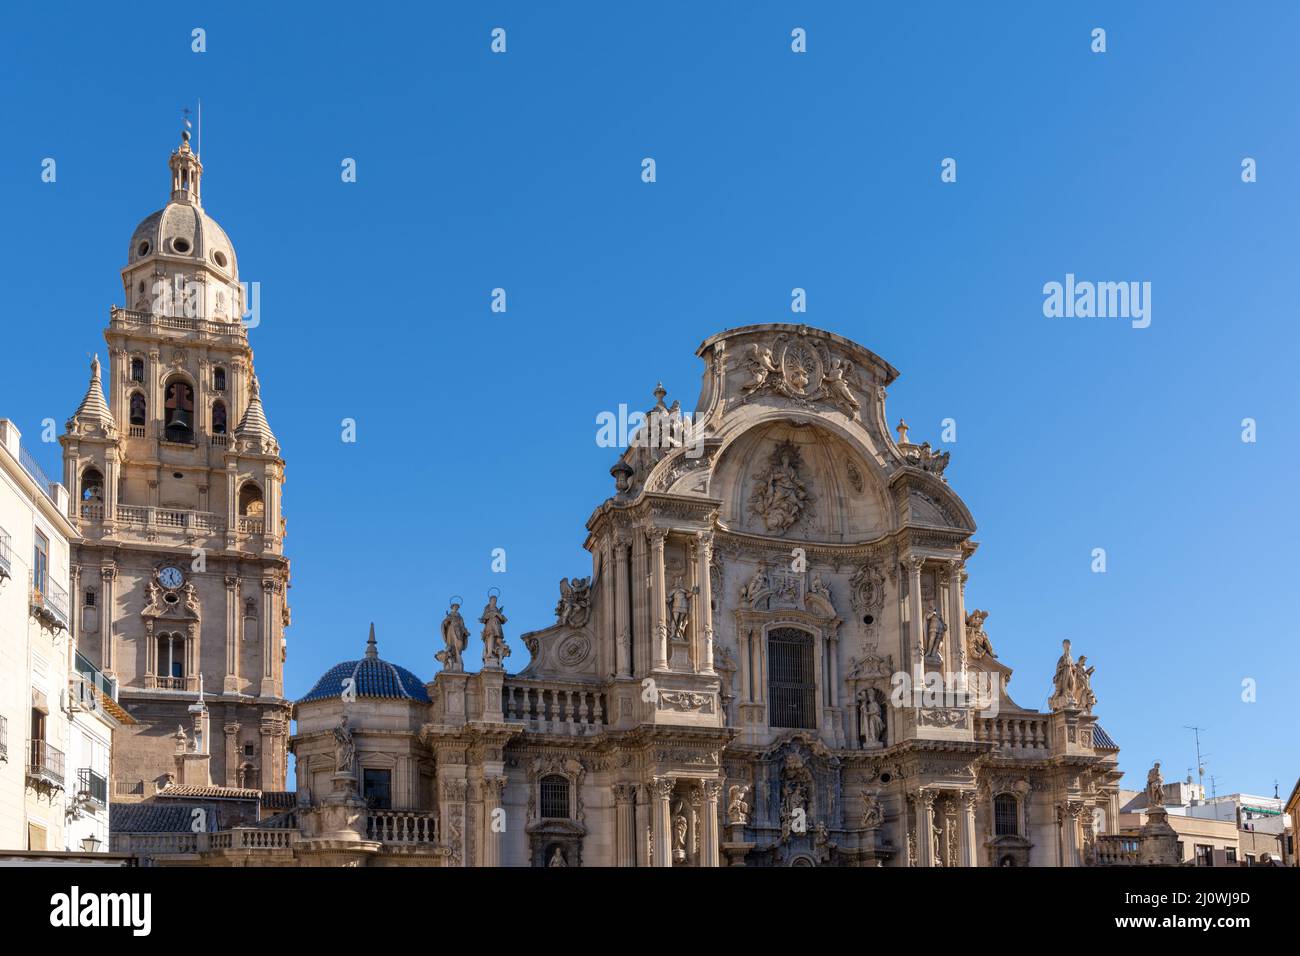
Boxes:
[158,566,184,590]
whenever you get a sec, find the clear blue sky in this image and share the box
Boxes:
[1,2,1295,797]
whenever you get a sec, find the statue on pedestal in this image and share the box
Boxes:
[727,784,751,826]
[1146,762,1165,808]
[857,689,885,747]
[480,594,510,668]
[333,715,355,775]
[1050,639,1078,709]
[667,577,694,641]
[923,604,947,662]
[436,602,470,672]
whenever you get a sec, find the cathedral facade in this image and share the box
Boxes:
[61,131,291,803]
[278,324,1123,867]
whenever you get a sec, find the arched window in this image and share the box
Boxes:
[129,392,147,427]
[540,775,570,819]
[767,628,816,729]
[211,401,227,435]
[80,467,104,502]
[164,379,194,442]
[130,357,145,382]
[213,367,227,392]
[238,482,264,517]
[994,793,1019,836]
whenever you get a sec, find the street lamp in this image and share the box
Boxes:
[80,835,102,853]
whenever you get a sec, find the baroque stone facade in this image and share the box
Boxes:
[122,320,1123,866]
[60,130,291,805]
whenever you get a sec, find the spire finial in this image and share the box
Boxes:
[90,353,101,382]
[365,622,378,659]
[895,418,910,444]
[653,382,667,408]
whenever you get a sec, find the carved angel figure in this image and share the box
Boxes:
[727,784,752,826]
[480,595,511,667]
[555,576,592,628]
[860,790,885,829]
[741,566,768,606]
[741,343,779,395]
[436,603,470,671]
[1074,655,1096,713]
[965,609,996,659]
[823,358,861,414]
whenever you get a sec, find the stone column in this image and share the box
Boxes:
[100,565,117,677]
[259,717,278,789]
[651,776,674,867]
[959,789,979,867]
[614,537,631,677]
[917,789,936,867]
[700,780,721,867]
[224,574,240,692]
[649,530,669,670]
[906,557,925,676]
[1061,802,1084,867]
[104,446,120,522]
[223,722,240,788]
[696,530,715,675]
[901,794,915,868]
[632,531,648,673]
[481,776,506,867]
[614,784,637,866]
[260,578,277,697]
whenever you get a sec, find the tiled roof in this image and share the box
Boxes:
[1093,723,1119,750]
[111,802,220,833]
[261,790,297,810]
[299,624,429,704]
[157,785,261,800]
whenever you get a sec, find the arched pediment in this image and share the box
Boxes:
[709,419,892,543]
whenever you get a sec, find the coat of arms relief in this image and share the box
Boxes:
[739,334,862,419]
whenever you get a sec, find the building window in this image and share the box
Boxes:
[363,769,392,810]
[1194,844,1213,867]
[163,379,194,442]
[238,482,264,517]
[540,774,570,819]
[211,401,227,435]
[129,391,147,427]
[33,530,49,595]
[994,794,1019,836]
[213,367,227,392]
[767,628,816,729]
[130,357,145,382]
[155,633,185,681]
[1225,848,1237,865]
[83,589,95,607]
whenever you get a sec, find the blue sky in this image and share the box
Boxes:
[1,2,1296,797]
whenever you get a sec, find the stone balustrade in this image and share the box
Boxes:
[1092,834,1140,866]
[974,714,1049,751]
[504,680,608,734]
[366,810,438,844]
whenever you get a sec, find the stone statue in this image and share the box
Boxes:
[741,343,779,395]
[1074,655,1096,713]
[547,846,567,867]
[858,689,885,747]
[965,609,996,659]
[748,441,814,533]
[727,784,751,826]
[666,577,694,641]
[860,790,884,829]
[823,358,861,414]
[1146,762,1164,808]
[480,595,510,668]
[555,576,592,629]
[741,566,767,605]
[1051,639,1077,708]
[333,715,355,775]
[809,573,832,600]
[671,798,689,863]
[436,602,470,671]
[923,604,947,661]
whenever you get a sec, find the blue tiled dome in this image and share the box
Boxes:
[298,624,429,704]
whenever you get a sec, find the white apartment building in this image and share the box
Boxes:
[0,418,126,853]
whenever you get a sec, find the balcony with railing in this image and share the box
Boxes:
[31,571,70,632]
[503,679,609,735]
[0,714,7,763]
[974,714,1050,753]
[72,651,119,716]
[77,767,108,809]
[27,739,65,792]
[109,306,247,339]
[144,674,200,692]
[113,504,226,539]
[0,528,11,582]
[366,810,439,845]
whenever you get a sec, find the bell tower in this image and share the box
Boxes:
[59,125,291,798]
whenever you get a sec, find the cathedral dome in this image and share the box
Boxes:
[124,129,238,282]
[298,625,430,704]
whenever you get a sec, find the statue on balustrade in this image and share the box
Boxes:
[437,602,470,672]
[1050,639,1078,709]
[480,594,511,668]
